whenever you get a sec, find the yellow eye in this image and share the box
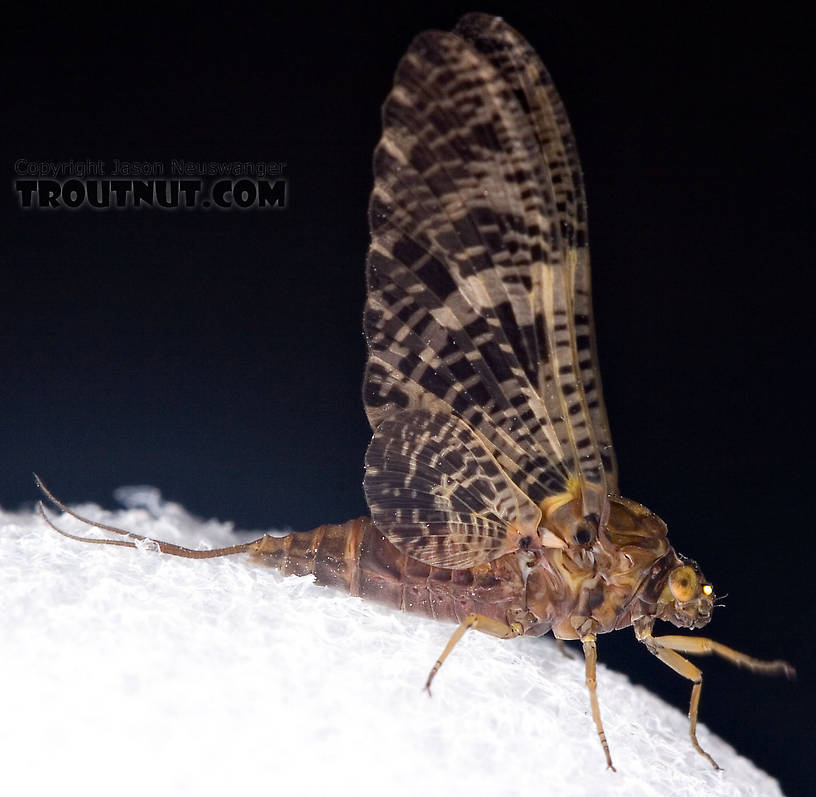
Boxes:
[702,584,713,597]
[669,566,697,602]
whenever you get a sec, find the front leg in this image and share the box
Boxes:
[637,631,795,769]
[638,635,719,768]
[644,635,794,677]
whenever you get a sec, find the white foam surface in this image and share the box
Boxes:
[1,490,783,797]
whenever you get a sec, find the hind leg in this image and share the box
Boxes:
[424,614,523,695]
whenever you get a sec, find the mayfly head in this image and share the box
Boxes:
[657,554,715,630]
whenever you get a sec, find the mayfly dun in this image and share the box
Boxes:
[37,13,794,771]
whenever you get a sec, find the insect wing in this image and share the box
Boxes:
[454,13,618,495]
[364,18,618,562]
[364,408,541,568]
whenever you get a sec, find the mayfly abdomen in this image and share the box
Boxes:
[249,517,526,626]
[249,517,369,590]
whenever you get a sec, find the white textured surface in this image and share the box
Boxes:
[1,490,783,797]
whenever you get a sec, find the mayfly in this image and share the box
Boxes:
[37,13,793,771]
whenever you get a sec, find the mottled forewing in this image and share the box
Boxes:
[455,12,618,494]
[364,408,541,568]
[365,28,575,504]
[364,19,616,562]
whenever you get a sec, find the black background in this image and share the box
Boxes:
[3,3,813,793]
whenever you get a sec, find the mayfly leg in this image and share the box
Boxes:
[637,632,795,769]
[425,614,523,695]
[581,634,616,771]
[639,639,718,768]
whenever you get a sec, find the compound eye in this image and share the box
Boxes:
[669,566,698,602]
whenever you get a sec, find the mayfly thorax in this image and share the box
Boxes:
[37,12,794,771]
